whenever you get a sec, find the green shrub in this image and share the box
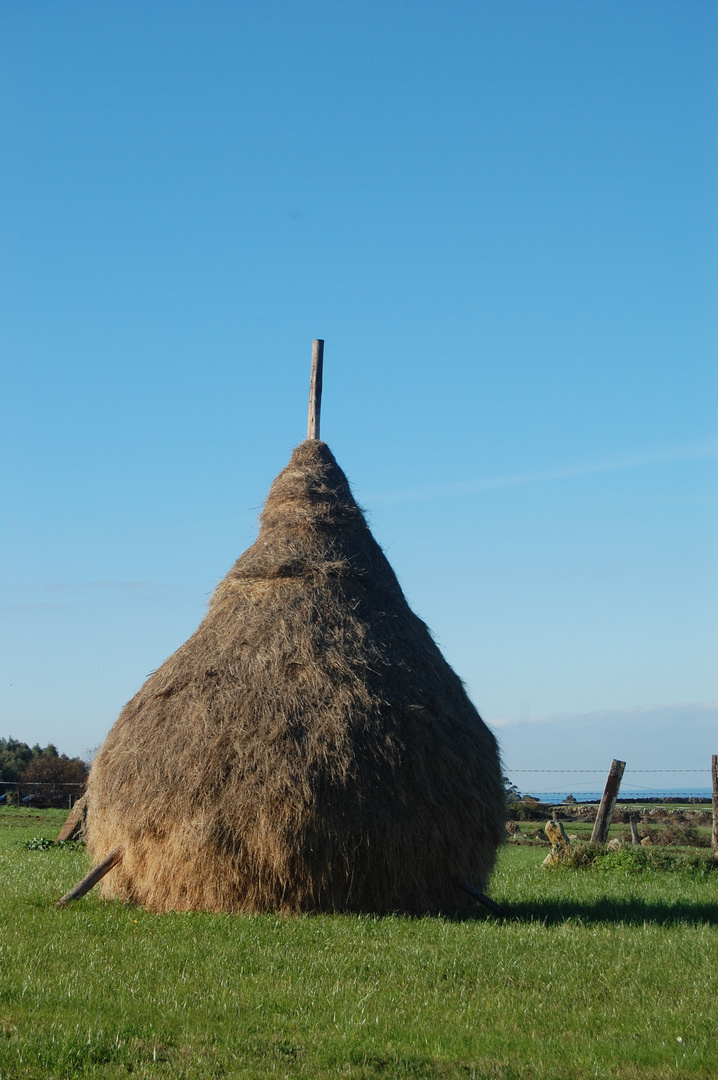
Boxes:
[545,842,716,876]
[23,836,85,851]
[652,823,710,848]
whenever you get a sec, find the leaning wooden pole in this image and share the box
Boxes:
[458,880,506,917]
[590,759,626,844]
[307,339,324,440]
[57,848,122,906]
[708,756,712,864]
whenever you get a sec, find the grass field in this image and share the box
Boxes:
[1,809,716,1079]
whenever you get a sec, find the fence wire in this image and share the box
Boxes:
[504,768,713,802]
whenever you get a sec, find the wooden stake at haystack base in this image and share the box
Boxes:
[590,759,626,844]
[57,794,87,842]
[57,848,122,906]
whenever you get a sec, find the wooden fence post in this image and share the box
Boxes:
[590,759,626,844]
[708,756,712,864]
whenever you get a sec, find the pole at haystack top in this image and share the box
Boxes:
[307,339,324,440]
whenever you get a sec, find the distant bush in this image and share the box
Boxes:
[545,842,716,876]
[598,847,715,876]
[652,823,710,848]
[507,796,549,822]
[503,776,522,805]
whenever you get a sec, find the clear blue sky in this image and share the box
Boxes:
[1,2,716,791]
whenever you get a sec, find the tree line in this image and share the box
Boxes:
[0,738,89,808]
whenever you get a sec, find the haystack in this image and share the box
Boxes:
[86,384,505,914]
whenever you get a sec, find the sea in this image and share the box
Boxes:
[521,788,712,804]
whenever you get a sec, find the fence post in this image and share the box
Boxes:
[708,756,712,864]
[590,759,626,844]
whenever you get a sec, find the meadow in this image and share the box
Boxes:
[1,808,716,1080]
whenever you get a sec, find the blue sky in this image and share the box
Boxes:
[1,2,716,791]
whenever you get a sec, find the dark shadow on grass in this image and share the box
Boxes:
[494,897,718,926]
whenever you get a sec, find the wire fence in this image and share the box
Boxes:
[1,769,714,809]
[0,780,86,809]
[506,768,713,803]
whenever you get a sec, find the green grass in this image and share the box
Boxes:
[1,810,717,1079]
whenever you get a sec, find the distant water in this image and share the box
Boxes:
[524,789,712,803]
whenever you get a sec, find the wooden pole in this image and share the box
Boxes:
[708,756,712,864]
[57,847,122,906]
[307,339,324,440]
[458,880,506,916]
[630,816,640,845]
[57,794,87,842]
[590,759,626,844]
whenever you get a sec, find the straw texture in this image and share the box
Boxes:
[86,440,505,913]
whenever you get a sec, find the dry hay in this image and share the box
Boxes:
[87,440,505,914]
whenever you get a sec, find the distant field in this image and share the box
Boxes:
[1,808,717,1079]
[508,802,714,849]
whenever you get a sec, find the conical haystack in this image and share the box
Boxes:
[86,440,505,913]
